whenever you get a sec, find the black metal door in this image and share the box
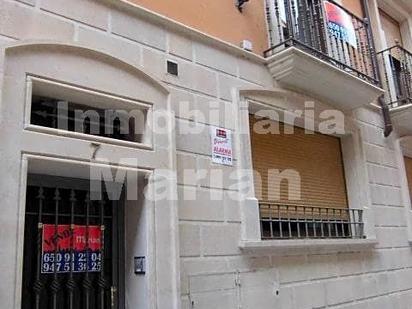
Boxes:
[21,175,124,309]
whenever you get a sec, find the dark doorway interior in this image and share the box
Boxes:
[21,175,124,309]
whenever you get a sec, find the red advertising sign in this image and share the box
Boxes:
[41,224,102,273]
[324,1,357,48]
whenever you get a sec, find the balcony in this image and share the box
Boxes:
[259,202,364,240]
[377,45,412,135]
[265,0,384,110]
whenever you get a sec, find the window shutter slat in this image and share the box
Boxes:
[249,115,348,210]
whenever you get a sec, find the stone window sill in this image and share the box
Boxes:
[239,238,378,255]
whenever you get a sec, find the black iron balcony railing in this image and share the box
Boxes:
[265,0,379,85]
[259,202,364,239]
[377,45,412,108]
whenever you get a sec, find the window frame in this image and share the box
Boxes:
[24,75,154,150]
[235,91,377,252]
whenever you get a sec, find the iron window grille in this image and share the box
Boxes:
[264,0,379,85]
[377,44,412,108]
[30,95,144,143]
[259,202,364,239]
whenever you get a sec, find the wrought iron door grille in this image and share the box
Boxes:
[264,0,379,85]
[22,181,121,309]
[377,45,412,108]
[259,202,364,239]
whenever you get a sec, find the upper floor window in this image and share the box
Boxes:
[377,10,412,108]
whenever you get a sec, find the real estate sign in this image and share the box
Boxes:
[41,224,102,273]
[324,1,357,48]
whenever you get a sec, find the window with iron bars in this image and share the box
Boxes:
[30,95,143,143]
[260,202,364,239]
[27,76,150,146]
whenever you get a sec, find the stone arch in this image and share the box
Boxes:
[3,41,169,106]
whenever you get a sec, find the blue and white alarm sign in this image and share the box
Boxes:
[210,126,233,166]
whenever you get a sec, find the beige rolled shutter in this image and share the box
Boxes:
[249,115,348,209]
[404,156,412,199]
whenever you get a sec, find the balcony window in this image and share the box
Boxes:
[265,0,379,85]
[377,45,412,108]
